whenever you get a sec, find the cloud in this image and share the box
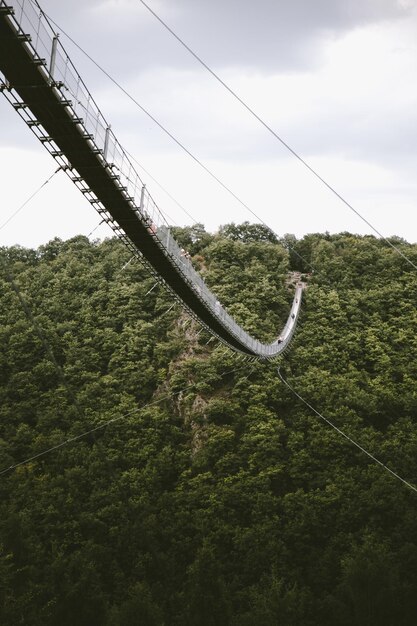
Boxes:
[101,14,417,173]
[1,0,417,247]
[168,0,413,71]
[39,0,416,77]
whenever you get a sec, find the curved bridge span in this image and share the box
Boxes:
[0,0,303,359]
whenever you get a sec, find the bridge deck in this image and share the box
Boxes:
[0,0,302,358]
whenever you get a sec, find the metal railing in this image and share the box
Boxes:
[1,0,302,358]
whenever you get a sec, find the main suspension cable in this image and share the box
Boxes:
[136,0,417,273]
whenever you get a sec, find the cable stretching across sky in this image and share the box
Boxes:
[0,166,61,233]
[135,0,417,273]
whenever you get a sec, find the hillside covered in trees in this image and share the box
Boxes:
[1,224,417,625]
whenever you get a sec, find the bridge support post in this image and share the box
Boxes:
[49,35,59,81]
[140,184,146,212]
[103,125,111,161]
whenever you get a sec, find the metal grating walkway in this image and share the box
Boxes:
[0,0,303,359]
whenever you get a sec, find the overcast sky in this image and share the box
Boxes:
[1,0,416,248]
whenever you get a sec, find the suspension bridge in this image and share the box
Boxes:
[0,0,302,359]
[2,0,417,498]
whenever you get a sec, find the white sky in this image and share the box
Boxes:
[1,0,416,248]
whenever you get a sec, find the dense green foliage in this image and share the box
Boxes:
[1,225,417,625]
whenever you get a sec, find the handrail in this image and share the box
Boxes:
[0,0,303,358]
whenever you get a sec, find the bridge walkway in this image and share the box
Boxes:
[0,0,303,358]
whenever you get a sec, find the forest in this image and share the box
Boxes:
[1,223,417,625]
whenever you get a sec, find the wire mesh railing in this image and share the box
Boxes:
[1,0,302,358]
